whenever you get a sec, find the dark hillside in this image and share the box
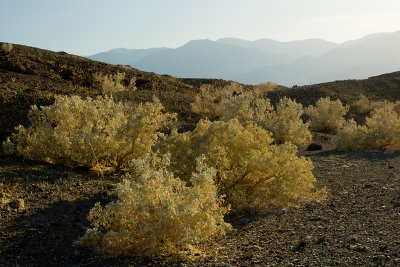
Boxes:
[0,42,399,267]
[1,42,400,141]
[266,71,400,121]
[0,42,201,141]
[267,72,400,106]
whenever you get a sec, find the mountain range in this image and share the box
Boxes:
[88,30,400,86]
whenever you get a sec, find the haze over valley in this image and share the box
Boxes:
[89,30,400,86]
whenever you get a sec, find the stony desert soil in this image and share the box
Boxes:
[1,138,399,266]
[1,42,400,266]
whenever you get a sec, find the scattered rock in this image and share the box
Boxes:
[243,251,254,258]
[315,237,326,244]
[8,198,25,211]
[306,143,323,151]
[347,235,358,243]
[349,244,368,252]
[293,240,308,251]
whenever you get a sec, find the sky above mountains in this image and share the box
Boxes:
[1,0,400,55]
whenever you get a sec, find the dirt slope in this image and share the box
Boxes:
[2,42,400,141]
[0,42,400,266]
[1,146,399,266]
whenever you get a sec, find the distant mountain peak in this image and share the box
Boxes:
[88,30,400,86]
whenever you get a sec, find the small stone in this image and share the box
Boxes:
[388,165,394,169]
[293,240,307,251]
[349,244,368,252]
[347,235,357,243]
[243,251,253,258]
[9,198,25,211]
[306,143,323,151]
[315,237,326,244]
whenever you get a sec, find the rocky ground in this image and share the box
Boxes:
[1,138,399,266]
[1,42,400,266]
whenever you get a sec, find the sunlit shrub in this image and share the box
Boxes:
[353,94,386,115]
[253,81,278,98]
[305,97,349,132]
[191,82,244,119]
[1,43,13,52]
[157,119,317,211]
[335,119,368,151]
[93,72,136,94]
[221,94,311,147]
[336,101,400,150]
[2,95,176,171]
[77,152,230,257]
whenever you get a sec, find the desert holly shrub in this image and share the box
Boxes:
[220,93,311,147]
[336,101,400,151]
[77,152,230,257]
[1,43,13,52]
[335,119,369,151]
[220,92,260,122]
[157,119,317,211]
[305,97,349,132]
[191,82,244,119]
[2,95,176,171]
[259,97,311,146]
[93,72,136,94]
[353,94,386,115]
[253,81,278,98]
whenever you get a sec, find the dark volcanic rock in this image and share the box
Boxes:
[307,143,323,151]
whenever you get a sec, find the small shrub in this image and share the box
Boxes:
[253,81,278,98]
[305,97,349,132]
[353,94,385,115]
[93,72,136,94]
[1,43,13,52]
[191,82,244,119]
[336,101,400,151]
[220,92,260,122]
[221,94,311,147]
[77,152,230,257]
[3,95,176,171]
[157,119,317,211]
[335,119,368,151]
[259,97,311,146]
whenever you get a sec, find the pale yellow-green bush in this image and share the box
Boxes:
[93,72,136,94]
[336,101,400,151]
[220,93,311,147]
[353,94,386,115]
[305,97,349,132]
[335,119,369,151]
[2,95,176,171]
[77,152,230,257]
[259,97,311,146]
[1,43,13,52]
[253,81,278,98]
[191,82,244,119]
[157,119,317,211]
[220,92,260,122]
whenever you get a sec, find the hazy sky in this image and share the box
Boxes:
[1,0,400,55]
